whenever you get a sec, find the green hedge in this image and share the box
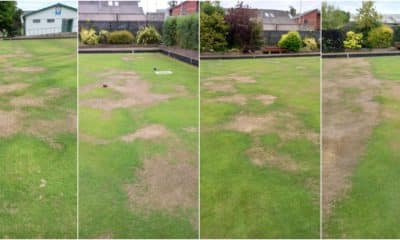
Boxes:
[162,14,198,50]
[162,16,177,46]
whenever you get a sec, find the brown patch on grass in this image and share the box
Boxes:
[80,133,110,145]
[0,83,30,94]
[207,94,247,105]
[183,127,197,133]
[202,81,236,93]
[208,74,257,83]
[225,114,275,133]
[121,124,169,142]
[10,95,45,107]
[11,66,45,73]
[26,114,76,148]
[246,144,298,171]
[81,70,173,110]
[125,154,196,210]
[0,110,24,137]
[254,94,277,105]
[323,58,380,217]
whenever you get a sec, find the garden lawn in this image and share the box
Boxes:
[79,53,198,238]
[324,56,400,238]
[200,57,320,238]
[0,39,77,238]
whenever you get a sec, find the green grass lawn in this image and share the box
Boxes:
[200,58,320,238]
[324,56,400,238]
[79,53,198,238]
[0,39,77,238]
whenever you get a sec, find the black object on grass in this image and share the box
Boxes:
[102,83,108,88]
[153,67,157,71]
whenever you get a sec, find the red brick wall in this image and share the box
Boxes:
[298,10,320,30]
[171,1,199,16]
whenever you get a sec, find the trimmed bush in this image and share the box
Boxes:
[98,30,109,44]
[367,25,393,48]
[394,26,400,43]
[136,26,161,44]
[162,16,177,46]
[176,14,199,50]
[200,1,228,52]
[303,37,318,50]
[108,30,134,44]
[80,28,98,45]
[322,29,345,52]
[343,31,363,49]
[278,31,302,52]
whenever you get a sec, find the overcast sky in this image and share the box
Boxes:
[219,0,321,13]
[15,0,170,13]
[16,0,77,11]
[325,1,400,14]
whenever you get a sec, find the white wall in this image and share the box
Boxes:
[25,6,77,36]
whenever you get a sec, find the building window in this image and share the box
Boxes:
[108,1,119,6]
[47,19,55,23]
[33,19,40,23]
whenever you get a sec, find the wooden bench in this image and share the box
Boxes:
[262,46,287,54]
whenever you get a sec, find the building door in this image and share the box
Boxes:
[61,19,73,32]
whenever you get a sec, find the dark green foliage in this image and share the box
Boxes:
[162,16,177,46]
[322,2,350,30]
[322,29,345,52]
[176,14,198,50]
[0,1,22,37]
[225,2,264,52]
[393,26,400,42]
[200,1,229,52]
[108,30,134,44]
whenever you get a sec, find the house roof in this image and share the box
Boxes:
[293,8,320,19]
[23,3,77,19]
[382,14,400,24]
[258,9,296,25]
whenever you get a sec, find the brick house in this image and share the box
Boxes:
[170,1,199,16]
[294,9,320,30]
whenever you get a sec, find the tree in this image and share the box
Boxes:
[168,1,178,8]
[289,6,296,17]
[321,2,350,30]
[200,1,229,52]
[225,2,264,52]
[355,1,382,38]
[0,1,22,37]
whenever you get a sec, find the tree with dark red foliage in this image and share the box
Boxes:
[224,1,263,52]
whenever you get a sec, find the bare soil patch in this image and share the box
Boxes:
[0,83,30,94]
[207,94,247,105]
[121,124,169,142]
[208,74,257,83]
[323,58,380,217]
[80,133,110,145]
[0,110,24,137]
[81,70,174,110]
[11,66,45,73]
[202,81,236,93]
[246,143,298,171]
[254,94,277,105]
[26,114,76,148]
[225,114,275,133]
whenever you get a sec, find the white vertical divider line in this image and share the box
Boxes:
[320,0,323,237]
[76,0,80,238]
[197,1,201,238]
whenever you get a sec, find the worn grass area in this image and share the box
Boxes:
[324,57,400,238]
[200,58,320,238]
[79,53,198,238]
[0,39,77,238]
